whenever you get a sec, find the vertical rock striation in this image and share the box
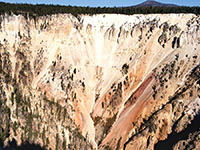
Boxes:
[0,13,199,149]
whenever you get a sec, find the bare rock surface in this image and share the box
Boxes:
[0,13,199,150]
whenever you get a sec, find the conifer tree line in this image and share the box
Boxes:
[0,2,200,17]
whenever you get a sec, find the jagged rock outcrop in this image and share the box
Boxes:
[0,13,199,150]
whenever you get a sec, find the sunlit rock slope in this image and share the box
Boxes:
[0,13,200,150]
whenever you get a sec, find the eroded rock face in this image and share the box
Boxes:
[0,13,199,150]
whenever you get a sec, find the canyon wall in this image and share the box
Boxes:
[0,13,200,149]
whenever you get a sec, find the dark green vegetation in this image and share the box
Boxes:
[0,138,44,150]
[121,63,129,75]
[0,1,200,18]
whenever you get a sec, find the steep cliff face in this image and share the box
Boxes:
[0,13,199,150]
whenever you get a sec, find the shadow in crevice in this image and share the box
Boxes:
[0,138,44,150]
[154,114,200,150]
